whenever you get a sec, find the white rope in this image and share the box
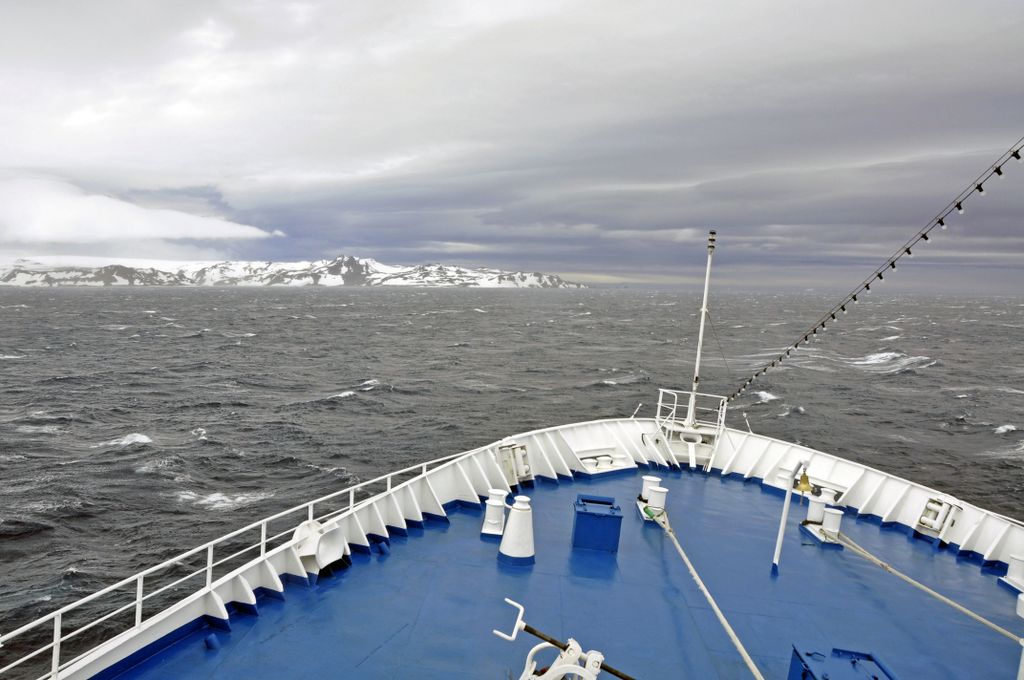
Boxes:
[837,532,1020,643]
[652,512,766,680]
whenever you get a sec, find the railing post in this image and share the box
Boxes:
[307,504,314,522]
[349,488,355,510]
[260,521,267,557]
[205,545,214,588]
[51,612,61,679]
[386,475,392,491]
[135,574,144,627]
[421,463,428,475]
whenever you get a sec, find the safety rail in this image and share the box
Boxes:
[655,388,727,434]
[0,448,472,680]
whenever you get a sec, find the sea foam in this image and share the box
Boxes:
[90,433,153,448]
[176,490,274,510]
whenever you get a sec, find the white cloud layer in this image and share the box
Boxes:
[0,176,280,244]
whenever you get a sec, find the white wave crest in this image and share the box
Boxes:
[995,424,1017,434]
[358,379,380,392]
[15,424,61,435]
[849,351,933,374]
[329,391,356,399]
[176,490,274,510]
[90,433,152,448]
[754,391,779,404]
[191,427,208,440]
[852,351,903,365]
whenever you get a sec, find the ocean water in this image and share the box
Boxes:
[1,287,1022,660]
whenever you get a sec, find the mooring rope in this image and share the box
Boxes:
[836,532,1020,643]
[651,510,766,679]
[727,135,1024,403]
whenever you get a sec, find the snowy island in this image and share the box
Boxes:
[0,256,585,289]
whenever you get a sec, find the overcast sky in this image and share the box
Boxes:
[0,1,1022,290]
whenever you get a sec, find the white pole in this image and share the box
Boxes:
[686,229,716,427]
[771,465,800,575]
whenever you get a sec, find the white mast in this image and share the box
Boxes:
[685,229,716,428]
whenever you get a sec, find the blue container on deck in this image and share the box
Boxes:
[571,494,622,553]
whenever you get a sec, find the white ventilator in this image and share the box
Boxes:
[498,496,535,564]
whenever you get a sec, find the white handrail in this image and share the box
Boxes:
[0,447,473,677]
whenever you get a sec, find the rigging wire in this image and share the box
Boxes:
[727,135,1024,403]
[705,310,736,384]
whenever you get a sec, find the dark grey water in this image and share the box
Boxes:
[1,287,1022,654]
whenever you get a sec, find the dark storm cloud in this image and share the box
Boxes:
[0,1,1021,289]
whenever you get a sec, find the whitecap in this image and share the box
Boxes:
[191,427,208,440]
[176,490,274,510]
[329,391,356,399]
[473,308,487,313]
[879,335,902,341]
[754,391,779,404]
[995,424,1017,434]
[851,351,903,366]
[601,379,618,386]
[358,379,380,392]
[0,354,26,359]
[90,433,153,448]
[15,424,61,435]
[955,394,969,399]
[135,458,175,474]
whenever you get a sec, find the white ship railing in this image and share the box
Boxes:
[0,449,471,680]
[655,388,727,434]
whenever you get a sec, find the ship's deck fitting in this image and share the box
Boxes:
[113,468,1022,679]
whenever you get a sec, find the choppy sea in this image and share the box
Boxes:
[1,287,1022,658]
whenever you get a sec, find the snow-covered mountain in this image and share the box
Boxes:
[0,256,585,288]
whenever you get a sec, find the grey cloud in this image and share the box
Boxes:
[0,1,1022,290]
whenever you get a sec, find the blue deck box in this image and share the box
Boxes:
[571,494,622,553]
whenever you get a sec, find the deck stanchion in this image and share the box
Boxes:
[51,612,61,679]
[135,575,144,627]
[205,545,214,588]
[771,462,808,575]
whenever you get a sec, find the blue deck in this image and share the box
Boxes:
[114,469,1023,679]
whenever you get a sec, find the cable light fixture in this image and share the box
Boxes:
[725,135,1024,403]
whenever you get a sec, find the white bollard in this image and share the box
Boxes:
[640,475,662,502]
[807,498,826,524]
[481,489,507,536]
[647,486,669,511]
[822,508,844,537]
[498,496,535,565]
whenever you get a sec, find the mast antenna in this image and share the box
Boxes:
[685,229,716,427]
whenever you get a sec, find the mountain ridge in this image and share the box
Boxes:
[0,255,585,288]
